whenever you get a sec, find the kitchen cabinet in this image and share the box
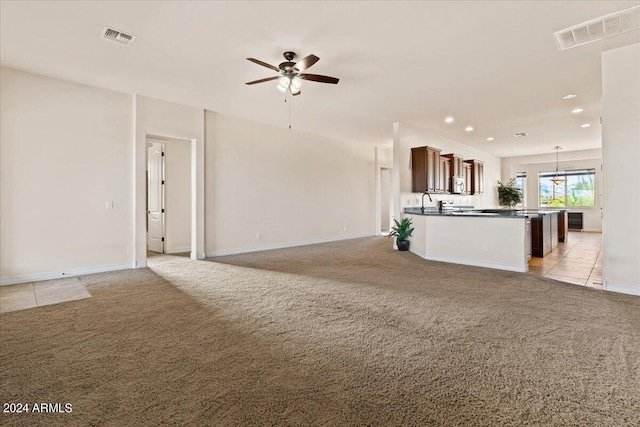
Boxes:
[438,156,451,193]
[531,213,550,257]
[557,209,568,242]
[441,154,464,178]
[531,212,559,257]
[464,159,484,195]
[463,162,472,195]
[411,146,442,193]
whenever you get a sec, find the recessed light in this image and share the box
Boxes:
[563,94,577,99]
[514,132,528,138]
[445,117,454,123]
[465,126,474,132]
[580,123,591,128]
[571,108,584,114]
[486,137,494,141]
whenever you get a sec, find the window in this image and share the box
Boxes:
[515,172,526,207]
[539,168,595,207]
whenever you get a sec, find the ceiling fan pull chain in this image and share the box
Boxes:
[288,91,292,129]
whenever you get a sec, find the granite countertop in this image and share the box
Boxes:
[404,207,536,218]
[479,209,562,215]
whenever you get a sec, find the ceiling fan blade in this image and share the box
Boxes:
[294,54,319,72]
[245,76,279,85]
[246,57,280,72]
[299,73,339,84]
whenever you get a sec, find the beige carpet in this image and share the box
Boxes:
[1,237,639,426]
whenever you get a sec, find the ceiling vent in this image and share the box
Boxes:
[101,26,136,46]
[514,132,528,138]
[553,5,640,50]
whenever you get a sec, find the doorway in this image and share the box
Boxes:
[147,142,164,253]
[146,137,192,255]
[380,167,392,234]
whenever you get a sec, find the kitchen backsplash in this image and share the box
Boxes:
[400,192,475,211]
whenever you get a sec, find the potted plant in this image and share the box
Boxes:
[497,178,523,208]
[388,217,414,251]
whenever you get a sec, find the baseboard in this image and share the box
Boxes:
[409,248,527,273]
[205,233,373,258]
[0,262,137,286]
[604,281,640,296]
[165,247,191,255]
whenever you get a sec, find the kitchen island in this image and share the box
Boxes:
[405,208,533,272]
[479,209,560,257]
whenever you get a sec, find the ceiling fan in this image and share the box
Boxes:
[245,51,339,96]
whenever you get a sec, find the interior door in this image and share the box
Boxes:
[147,142,164,253]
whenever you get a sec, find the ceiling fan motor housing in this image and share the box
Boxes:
[280,51,298,72]
[279,62,297,72]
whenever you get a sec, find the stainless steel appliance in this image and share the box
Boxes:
[451,177,465,194]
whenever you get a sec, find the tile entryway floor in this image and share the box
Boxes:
[0,276,91,313]
[527,231,602,289]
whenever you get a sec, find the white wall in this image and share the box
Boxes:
[0,68,379,283]
[502,149,603,232]
[204,112,376,255]
[397,123,501,211]
[377,146,393,168]
[601,43,640,295]
[134,95,205,262]
[0,67,133,283]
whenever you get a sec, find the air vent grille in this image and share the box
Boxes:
[553,5,640,51]
[514,133,528,138]
[101,26,136,46]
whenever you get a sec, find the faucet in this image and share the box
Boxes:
[421,192,432,213]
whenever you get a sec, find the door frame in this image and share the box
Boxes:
[146,141,165,253]
[135,130,204,268]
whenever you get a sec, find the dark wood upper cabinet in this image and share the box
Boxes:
[439,156,451,193]
[441,154,464,178]
[411,146,442,193]
[463,162,472,195]
[464,159,484,195]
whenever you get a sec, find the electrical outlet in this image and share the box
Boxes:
[256,232,261,239]
[483,243,489,251]
[343,226,347,232]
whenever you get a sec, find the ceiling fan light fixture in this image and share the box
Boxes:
[279,76,291,88]
[291,76,302,90]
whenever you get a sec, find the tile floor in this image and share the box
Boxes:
[527,231,602,289]
[0,276,91,314]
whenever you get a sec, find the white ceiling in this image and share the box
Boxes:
[1,1,639,158]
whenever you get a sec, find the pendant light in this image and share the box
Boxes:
[551,146,565,185]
